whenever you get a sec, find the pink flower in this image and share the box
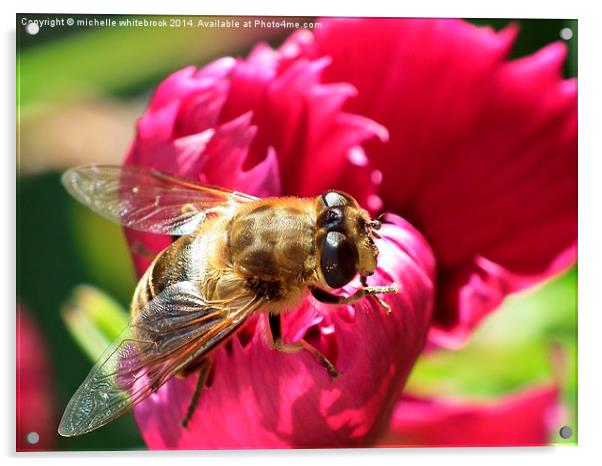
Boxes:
[380,385,561,447]
[16,309,56,451]
[124,18,576,448]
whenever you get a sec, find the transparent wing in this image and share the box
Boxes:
[62,165,257,235]
[58,281,263,437]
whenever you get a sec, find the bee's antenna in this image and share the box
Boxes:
[377,211,389,222]
[368,209,392,234]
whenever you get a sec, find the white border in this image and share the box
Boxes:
[5,1,601,465]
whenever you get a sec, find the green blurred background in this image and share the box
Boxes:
[16,15,577,451]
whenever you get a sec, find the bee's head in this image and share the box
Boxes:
[315,190,381,289]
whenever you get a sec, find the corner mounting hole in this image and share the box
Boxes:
[559,27,573,41]
[26,431,40,444]
[25,22,40,35]
[559,425,573,439]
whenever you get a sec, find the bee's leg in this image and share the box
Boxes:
[180,358,212,429]
[268,313,340,380]
[310,280,399,314]
[360,276,397,314]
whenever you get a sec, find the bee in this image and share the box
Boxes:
[58,164,398,437]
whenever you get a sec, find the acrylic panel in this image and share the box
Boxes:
[16,14,577,451]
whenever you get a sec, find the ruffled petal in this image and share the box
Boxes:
[304,18,577,344]
[219,44,387,209]
[134,216,435,449]
[381,385,560,447]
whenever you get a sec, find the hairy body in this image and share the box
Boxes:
[132,197,320,320]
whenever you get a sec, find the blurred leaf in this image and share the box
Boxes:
[69,199,137,305]
[62,285,129,362]
[17,14,285,110]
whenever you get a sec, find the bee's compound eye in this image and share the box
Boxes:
[320,231,359,289]
[322,191,351,208]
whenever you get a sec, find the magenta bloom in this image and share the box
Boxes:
[17,309,55,451]
[381,385,561,447]
[124,18,576,448]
